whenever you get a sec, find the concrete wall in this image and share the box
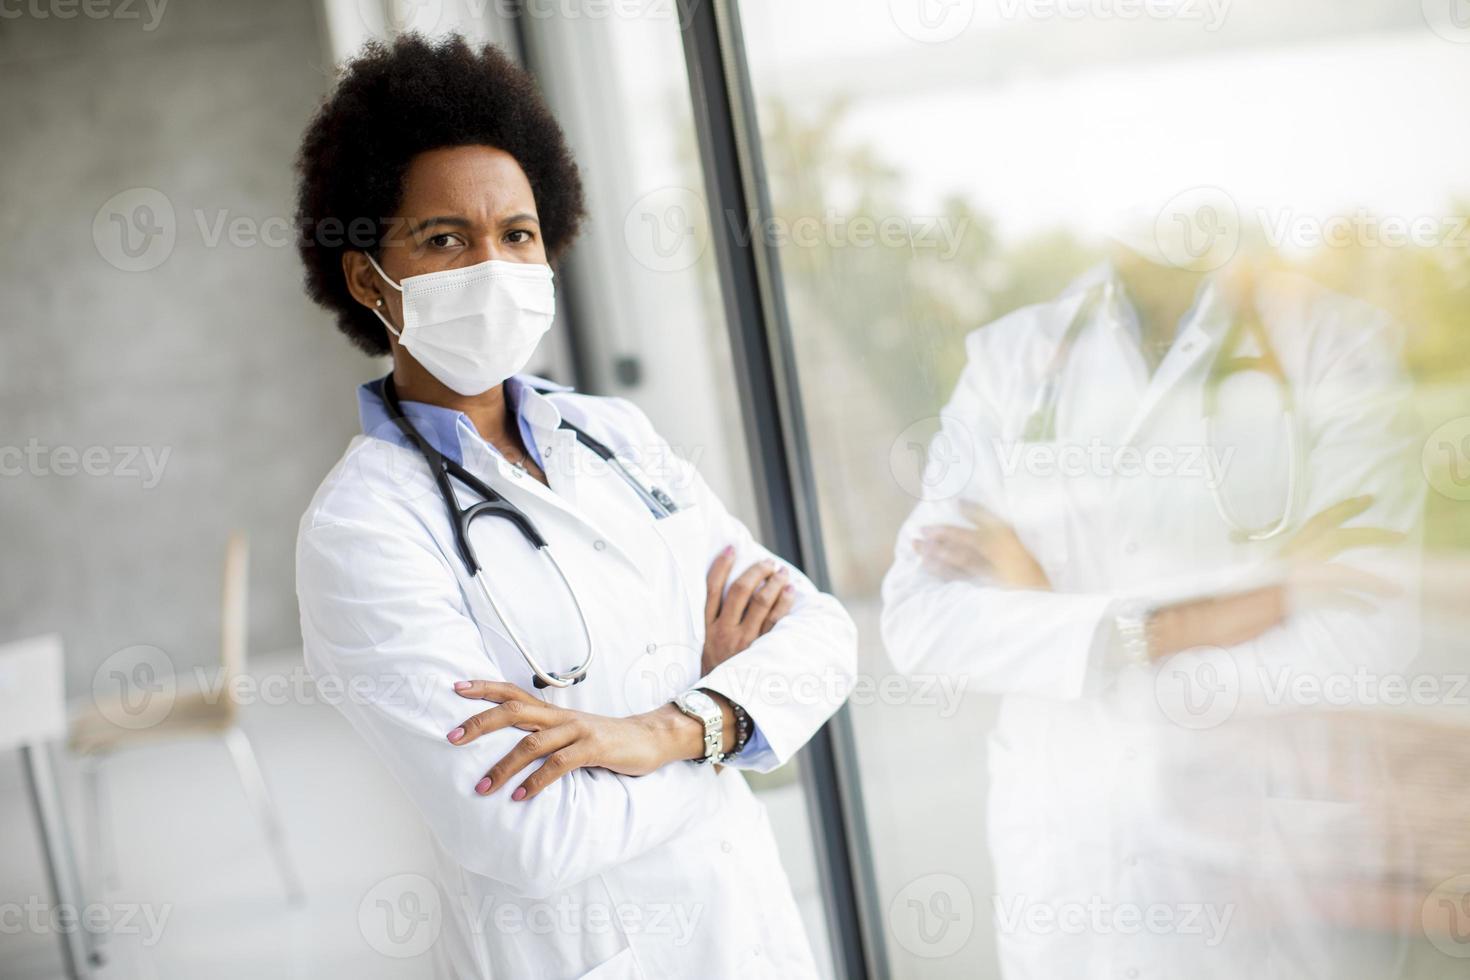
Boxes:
[0,0,382,693]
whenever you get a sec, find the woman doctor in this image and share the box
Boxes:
[293,35,855,979]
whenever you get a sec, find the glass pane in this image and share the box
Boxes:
[520,10,837,977]
[738,2,1469,976]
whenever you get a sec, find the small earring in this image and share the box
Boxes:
[375,298,384,307]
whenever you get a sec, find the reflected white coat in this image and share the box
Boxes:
[882,268,1423,979]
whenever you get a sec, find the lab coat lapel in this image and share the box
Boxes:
[1117,285,1230,447]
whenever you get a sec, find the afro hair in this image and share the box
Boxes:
[294,33,586,356]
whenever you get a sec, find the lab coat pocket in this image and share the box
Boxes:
[576,945,643,980]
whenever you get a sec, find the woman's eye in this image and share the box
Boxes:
[426,233,459,249]
[505,229,535,245]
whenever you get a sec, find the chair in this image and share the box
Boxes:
[68,531,304,906]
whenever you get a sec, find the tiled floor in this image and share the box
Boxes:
[0,651,832,979]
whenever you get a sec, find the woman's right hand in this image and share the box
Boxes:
[701,546,795,675]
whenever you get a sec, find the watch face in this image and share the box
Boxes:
[681,690,716,717]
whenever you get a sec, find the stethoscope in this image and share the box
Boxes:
[379,377,679,688]
[1021,277,1300,541]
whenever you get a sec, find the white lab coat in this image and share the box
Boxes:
[882,267,1423,979]
[297,386,856,979]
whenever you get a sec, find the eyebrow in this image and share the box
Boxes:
[406,213,541,235]
[407,216,474,235]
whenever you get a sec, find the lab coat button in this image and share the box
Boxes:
[1124,748,1138,761]
[1126,970,1139,979]
[1123,539,1139,556]
[593,539,607,552]
[645,643,657,654]
[721,840,733,853]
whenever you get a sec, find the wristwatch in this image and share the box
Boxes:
[1114,599,1159,667]
[673,689,724,765]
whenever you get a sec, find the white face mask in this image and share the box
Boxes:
[366,253,556,396]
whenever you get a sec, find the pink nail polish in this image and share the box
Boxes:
[475,777,492,794]
[453,681,471,691]
[721,545,734,557]
[783,584,795,594]
[447,727,464,743]
[511,787,527,801]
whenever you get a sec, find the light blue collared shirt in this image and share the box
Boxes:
[357,372,572,468]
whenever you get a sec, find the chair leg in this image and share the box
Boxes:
[78,755,111,962]
[222,727,304,903]
[80,754,120,891]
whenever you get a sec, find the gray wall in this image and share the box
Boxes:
[0,0,382,693]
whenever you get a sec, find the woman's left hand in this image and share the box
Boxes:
[446,681,696,801]
[916,500,1051,589]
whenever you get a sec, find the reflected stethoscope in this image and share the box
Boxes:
[380,377,680,688]
[1021,279,1300,541]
